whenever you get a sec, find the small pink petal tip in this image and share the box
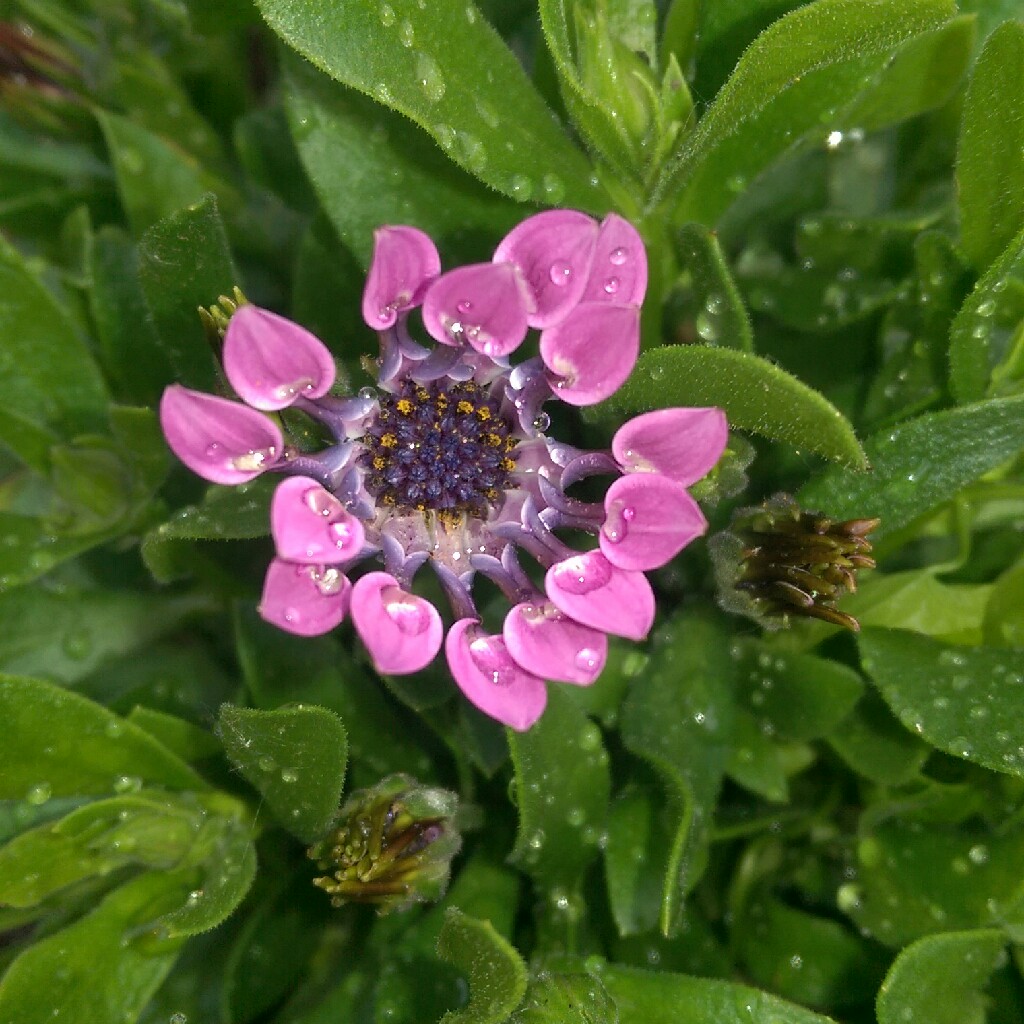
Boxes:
[580,213,648,306]
[351,571,443,675]
[599,472,707,571]
[503,601,607,685]
[159,384,283,485]
[540,302,640,406]
[545,550,655,641]
[259,557,351,637]
[612,407,728,486]
[446,619,548,731]
[493,209,599,329]
[270,476,365,564]
[222,305,336,410]
[421,262,531,357]
[362,225,441,329]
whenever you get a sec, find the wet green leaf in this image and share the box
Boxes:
[436,908,528,1024]
[0,871,189,1024]
[800,395,1024,540]
[620,611,735,935]
[604,785,664,935]
[126,707,221,764]
[877,929,1006,1024]
[608,345,867,468]
[859,627,1024,777]
[509,969,616,1023]
[217,703,348,844]
[957,21,1024,272]
[0,675,208,799]
[725,710,790,803]
[256,0,602,210]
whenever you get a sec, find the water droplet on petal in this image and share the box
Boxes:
[603,276,620,295]
[549,261,573,286]
[385,592,432,636]
[553,555,612,595]
[575,648,599,672]
[609,247,628,266]
[204,442,221,459]
[532,411,551,432]
[468,636,519,686]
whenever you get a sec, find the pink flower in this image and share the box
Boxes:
[159,211,728,731]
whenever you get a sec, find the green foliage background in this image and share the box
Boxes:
[1,0,1024,1021]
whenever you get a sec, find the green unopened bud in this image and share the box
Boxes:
[308,774,460,914]
[198,286,248,349]
[711,493,878,632]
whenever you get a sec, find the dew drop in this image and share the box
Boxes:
[603,276,620,295]
[541,173,565,202]
[398,19,415,46]
[532,411,551,432]
[575,647,599,673]
[553,554,612,595]
[510,174,532,200]
[280,767,299,783]
[113,775,142,794]
[549,260,573,286]
[379,2,396,26]
[609,246,628,266]
[25,782,52,806]
[695,312,717,342]
[62,630,93,661]
[258,755,276,772]
[416,53,446,103]
[968,843,989,865]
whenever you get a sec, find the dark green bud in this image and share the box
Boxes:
[198,286,248,349]
[308,774,460,914]
[711,493,878,632]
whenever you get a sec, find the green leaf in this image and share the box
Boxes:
[283,51,522,267]
[0,871,189,1024]
[508,687,610,897]
[725,710,790,803]
[0,239,108,468]
[604,785,667,934]
[137,194,238,393]
[654,0,964,222]
[599,964,840,1023]
[97,111,227,236]
[607,345,867,468]
[671,223,753,350]
[799,396,1024,540]
[0,792,199,908]
[859,627,1024,777]
[620,611,736,935]
[436,908,528,1024]
[126,707,221,763]
[0,586,207,684]
[877,929,1006,1024]
[949,224,1024,403]
[217,703,348,844]
[0,675,208,799]
[509,969,617,1023]
[255,0,602,210]
[141,477,274,583]
[957,21,1024,272]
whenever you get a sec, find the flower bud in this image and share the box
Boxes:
[308,774,460,913]
[711,493,878,631]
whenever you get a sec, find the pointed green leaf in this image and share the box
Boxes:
[217,703,347,843]
[255,0,602,209]
[607,345,867,468]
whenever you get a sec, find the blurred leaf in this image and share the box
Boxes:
[0,585,206,684]
[670,223,753,350]
[800,395,1024,539]
[126,707,221,763]
[282,52,521,267]
[608,345,867,468]
[620,611,735,935]
[256,0,602,210]
[859,628,1024,777]
[0,870,189,1024]
[436,908,528,1024]
[604,785,666,934]
[217,703,347,844]
[599,964,840,1023]
[957,21,1024,272]
[508,686,610,932]
[846,818,1024,947]
[141,477,274,583]
[137,194,238,393]
[0,675,208,799]
[725,710,790,802]
[876,929,1006,1024]
[0,239,108,470]
[985,560,1024,646]
[655,0,965,223]
[949,224,1024,403]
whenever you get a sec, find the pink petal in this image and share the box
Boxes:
[503,601,607,685]
[159,384,283,485]
[445,619,548,731]
[362,225,441,329]
[580,214,648,306]
[350,572,443,675]
[545,551,654,641]
[493,210,598,328]
[270,476,365,564]
[222,305,336,411]
[599,473,706,571]
[421,262,531,357]
[540,302,639,406]
[259,557,351,637]
[612,408,728,486]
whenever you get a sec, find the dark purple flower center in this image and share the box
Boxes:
[361,379,518,514]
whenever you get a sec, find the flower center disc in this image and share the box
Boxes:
[362,380,518,513]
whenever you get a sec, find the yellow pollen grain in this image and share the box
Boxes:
[415,387,430,401]
[475,407,491,421]
[486,433,502,448]
[501,457,516,471]
[485,487,499,500]
[457,400,474,414]
[373,456,386,469]
[381,433,398,448]
[435,394,449,409]
[396,398,413,414]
